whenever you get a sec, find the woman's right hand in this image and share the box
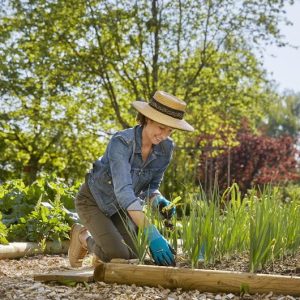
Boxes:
[145,224,176,266]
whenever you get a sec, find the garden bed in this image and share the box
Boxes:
[1,250,299,300]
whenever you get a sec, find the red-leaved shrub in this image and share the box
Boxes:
[197,127,300,194]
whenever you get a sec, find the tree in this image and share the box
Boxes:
[0,0,295,182]
[260,91,300,138]
[0,1,107,183]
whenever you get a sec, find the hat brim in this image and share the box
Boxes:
[132,101,194,132]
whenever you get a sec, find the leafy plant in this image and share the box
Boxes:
[0,179,37,226]
[8,197,71,243]
[0,176,78,226]
[0,212,8,245]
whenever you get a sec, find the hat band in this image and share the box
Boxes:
[149,98,184,120]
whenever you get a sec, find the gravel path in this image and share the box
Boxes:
[0,254,299,300]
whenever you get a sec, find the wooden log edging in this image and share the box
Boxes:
[34,267,94,283]
[94,263,300,296]
[0,241,70,259]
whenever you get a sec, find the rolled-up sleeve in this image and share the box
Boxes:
[108,136,142,210]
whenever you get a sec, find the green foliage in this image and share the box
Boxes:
[0,176,79,226]
[247,186,300,272]
[8,198,71,243]
[116,207,149,263]
[0,212,9,245]
[217,184,250,258]
[0,179,37,226]
[260,91,300,138]
[0,0,295,182]
[282,183,300,202]
[180,184,249,267]
[177,184,300,272]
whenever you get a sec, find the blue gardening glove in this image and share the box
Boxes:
[152,195,176,219]
[198,243,205,262]
[145,224,176,266]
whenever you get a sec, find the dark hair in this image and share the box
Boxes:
[136,112,147,126]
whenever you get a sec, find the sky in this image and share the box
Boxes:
[263,1,300,93]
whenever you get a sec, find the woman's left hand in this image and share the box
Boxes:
[152,195,176,219]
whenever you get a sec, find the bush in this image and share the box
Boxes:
[0,212,8,245]
[197,124,300,194]
[8,198,71,243]
[0,175,79,226]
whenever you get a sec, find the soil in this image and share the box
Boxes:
[0,252,299,300]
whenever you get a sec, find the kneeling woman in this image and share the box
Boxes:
[68,91,194,267]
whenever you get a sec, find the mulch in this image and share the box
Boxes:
[0,251,299,300]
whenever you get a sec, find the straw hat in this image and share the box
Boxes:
[132,91,194,132]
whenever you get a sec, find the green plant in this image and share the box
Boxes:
[8,196,71,243]
[42,174,80,210]
[179,183,300,272]
[181,200,204,268]
[0,179,37,225]
[116,207,149,263]
[248,186,300,272]
[0,176,79,226]
[0,212,8,245]
[217,184,249,258]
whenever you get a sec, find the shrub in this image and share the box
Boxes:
[0,212,8,245]
[0,175,79,226]
[8,198,71,243]
[197,125,299,194]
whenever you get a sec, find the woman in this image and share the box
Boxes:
[68,90,194,267]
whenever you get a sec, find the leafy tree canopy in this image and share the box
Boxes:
[0,0,295,182]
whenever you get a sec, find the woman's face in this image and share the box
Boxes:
[143,119,174,145]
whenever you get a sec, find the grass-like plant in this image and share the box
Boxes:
[181,187,221,268]
[180,183,300,272]
[217,183,249,259]
[248,186,300,272]
[115,206,150,264]
[180,200,203,268]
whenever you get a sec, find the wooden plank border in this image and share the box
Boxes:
[0,241,69,259]
[94,262,300,296]
[34,267,94,283]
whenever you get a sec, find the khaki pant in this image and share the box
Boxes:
[75,183,138,262]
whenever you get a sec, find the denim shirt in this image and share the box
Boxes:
[87,125,174,217]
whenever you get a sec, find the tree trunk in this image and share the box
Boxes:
[23,155,40,184]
